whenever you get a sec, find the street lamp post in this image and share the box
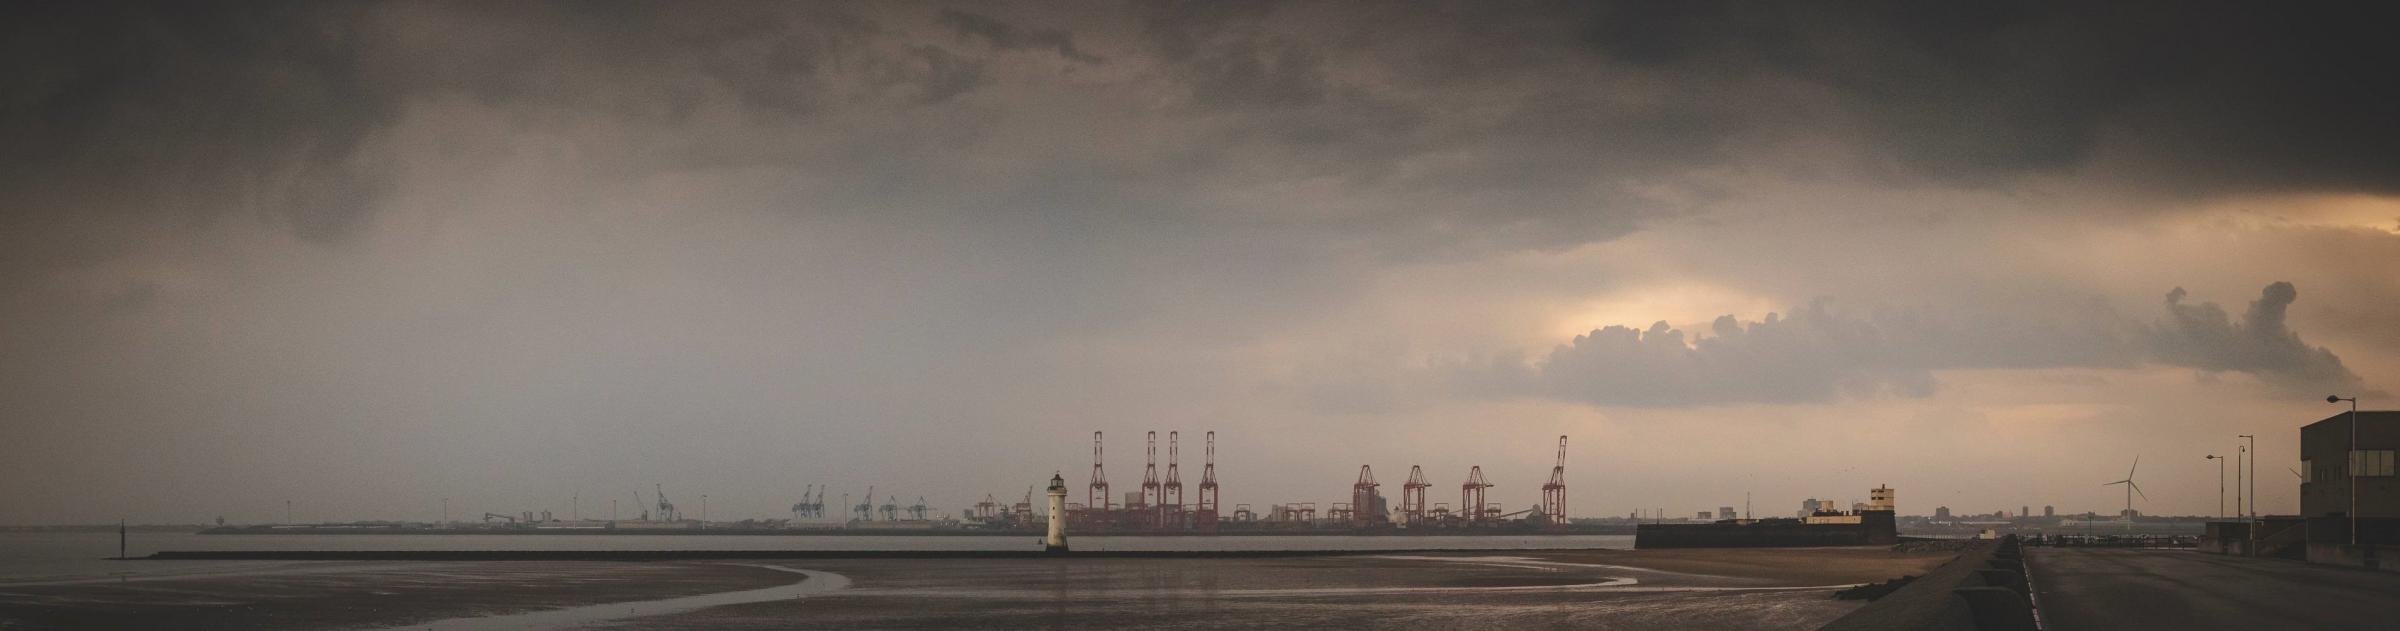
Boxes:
[2206,454,2226,519]
[2329,395,2358,546]
[2235,445,2245,520]
[2238,434,2256,522]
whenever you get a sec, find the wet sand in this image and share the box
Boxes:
[0,561,798,630]
[0,547,1955,630]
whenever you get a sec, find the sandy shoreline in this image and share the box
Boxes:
[0,547,1957,630]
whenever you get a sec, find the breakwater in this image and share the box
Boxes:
[140,547,1583,561]
[1818,536,2037,631]
[1635,512,1897,548]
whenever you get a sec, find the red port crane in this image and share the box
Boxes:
[1462,467,1493,524]
[1540,435,1568,528]
[1401,465,1430,525]
[1197,431,1220,531]
[1352,465,1382,527]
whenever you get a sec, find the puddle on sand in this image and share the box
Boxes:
[370,564,849,631]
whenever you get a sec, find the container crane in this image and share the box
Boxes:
[1401,465,1430,525]
[1541,435,1568,528]
[1197,431,1220,530]
[1352,465,1383,527]
[1089,432,1111,512]
[1462,466,1493,524]
[1139,431,1161,525]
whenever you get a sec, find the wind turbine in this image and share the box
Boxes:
[2103,456,2145,526]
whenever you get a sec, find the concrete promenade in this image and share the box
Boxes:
[2029,547,2400,630]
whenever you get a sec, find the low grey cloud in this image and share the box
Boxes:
[1472,283,2362,407]
[2151,282,2363,394]
[935,9,1102,64]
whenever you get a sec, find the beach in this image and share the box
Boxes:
[0,545,1954,630]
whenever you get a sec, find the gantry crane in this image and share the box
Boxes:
[1540,436,1568,528]
[1139,431,1161,524]
[1089,432,1111,512]
[1197,431,1220,530]
[1352,465,1383,527]
[1163,431,1184,528]
[1462,466,1493,524]
[1401,465,1430,525]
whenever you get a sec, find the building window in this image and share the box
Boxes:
[2350,450,2396,477]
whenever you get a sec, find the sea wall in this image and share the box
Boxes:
[1635,512,1896,548]
[145,548,1549,561]
[1818,537,2036,631]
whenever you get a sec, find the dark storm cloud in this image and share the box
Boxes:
[0,2,394,253]
[1574,0,2400,193]
[1472,283,2361,407]
[9,1,2398,272]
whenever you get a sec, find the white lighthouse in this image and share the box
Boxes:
[1044,472,1070,553]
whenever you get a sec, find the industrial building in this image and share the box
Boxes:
[2298,409,2399,566]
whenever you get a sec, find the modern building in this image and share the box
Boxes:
[2298,409,2399,567]
[2043,505,2055,518]
[1933,506,1952,520]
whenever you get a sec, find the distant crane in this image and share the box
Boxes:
[1352,465,1382,527]
[908,496,929,521]
[655,484,678,521]
[1089,432,1111,511]
[1462,466,1493,523]
[879,495,899,522]
[1163,431,1185,528]
[2103,456,2146,525]
[1140,431,1161,523]
[976,494,1000,521]
[792,485,824,519]
[1540,435,1568,527]
[855,486,876,521]
[1401,465,1430,525]
[1197,431,1220,530]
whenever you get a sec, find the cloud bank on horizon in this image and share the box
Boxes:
[1465,281,2366,408]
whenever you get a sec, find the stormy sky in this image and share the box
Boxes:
[5,1,2396,525]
